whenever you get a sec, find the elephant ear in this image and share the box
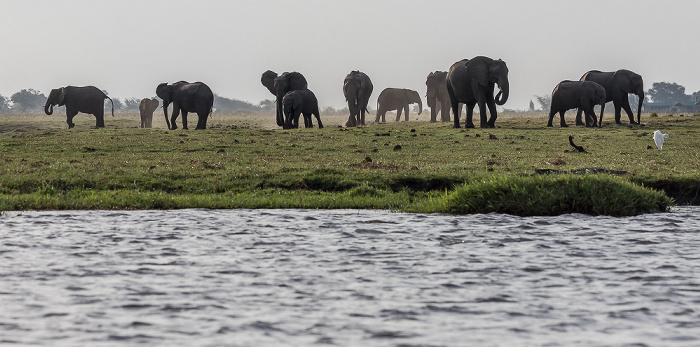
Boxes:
[261,70,278,95]
[57,87,66,106]
[343,77,350,100]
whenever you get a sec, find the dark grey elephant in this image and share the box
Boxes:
[446,56,510,128]
[261,70,308,127]
[426,71,451,122]
[44,86,114,129]
[282,89,323,130]
[156,81,214,130]
[375,88,422,122]
[548,80,607,128]
[576,69,644,125]
[139,98,159,128]
[343,71,373,127]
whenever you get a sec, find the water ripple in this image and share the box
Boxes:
[0,207,698,346]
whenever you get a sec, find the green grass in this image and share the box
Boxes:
[0,111,695,215]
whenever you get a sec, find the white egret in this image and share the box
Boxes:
[653,130,669,149]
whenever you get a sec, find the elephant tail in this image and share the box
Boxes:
[106,96,115,117]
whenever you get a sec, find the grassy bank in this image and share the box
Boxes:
[0,111,695,215]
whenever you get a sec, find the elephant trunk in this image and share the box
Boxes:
[275,93,285,127]
[495,79,509,105]
[163,102,171,130]
[417,97,423,115]
[44,102,53,115]
[636,91,644,124]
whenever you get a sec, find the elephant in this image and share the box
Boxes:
[575,69,644,125]
[426,71,451,122]
[547,80,607,128]
[138,98,159,128]
[261,70,308,127]
[446,56,510,128]
[375,88,422,123]
[282,89,323,129]
[44,86,114,129]
[156,81,214,130]
[343,71,373,127]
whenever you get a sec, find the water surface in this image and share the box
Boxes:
[1,207,699,346]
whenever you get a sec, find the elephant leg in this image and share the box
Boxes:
[559,111,568,127]
[395,108,402,122]
[451,100,461,128]
[477,99,489,128]
[314,112,323,128]
[303,113,313,128]
[95,110,105,128]
[547,109,556,127]
[170,106,180,130]
[66,109,78,129]
[196,112,208,130]
[359,107,366,126]
[582,106,596,127]
[404,105,409,121]
[575,108,586,126]
[486,100,497,128]
[620,97,637,124]
[181,111,189,130]
[613,102,623,124]
[441,103,451,122]
[465,103,476,128]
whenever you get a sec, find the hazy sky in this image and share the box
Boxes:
[2,0,699,110]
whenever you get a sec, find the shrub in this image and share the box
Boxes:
[432,174,673,217]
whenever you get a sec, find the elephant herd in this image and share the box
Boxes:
[43,81,214,130]
[40,55,643,130]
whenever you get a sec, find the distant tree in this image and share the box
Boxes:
[258,99,275,111]
[111,98,123,111]
[690,90,700,104]
[529,100,535,111]
[123,98,141,111]
[534,94,551,112]
[647,82,690,104]
[11,89,47,113]
[214,94,260,113]
[0,95,10,113]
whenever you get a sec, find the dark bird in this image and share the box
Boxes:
[568,135,586,153]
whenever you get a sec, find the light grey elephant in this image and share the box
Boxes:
[548,80,607,128]
[426,71,451,122]
[139,98,159,128]
[375,88,422,123]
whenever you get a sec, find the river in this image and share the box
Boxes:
[1,207,699,346]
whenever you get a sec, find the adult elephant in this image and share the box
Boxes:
[282,89,323,129]
[44,86,114,129]
[343,70,373,127]
[426,71,451,122]
[138,98,159,128]
[261,70,308,127]
[375,88,422,122]
[576,69,644,125]
[548,80,607,128]
[446,56,509,128]
[156,81,214,130]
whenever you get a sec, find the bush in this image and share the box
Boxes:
[429,174,673,217]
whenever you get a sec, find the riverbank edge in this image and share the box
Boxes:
[0,174,682,216]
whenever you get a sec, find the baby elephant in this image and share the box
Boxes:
[548,80,606,127]
[282,89,323,129]
[376,88,423,123]
[139,98,159,128]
